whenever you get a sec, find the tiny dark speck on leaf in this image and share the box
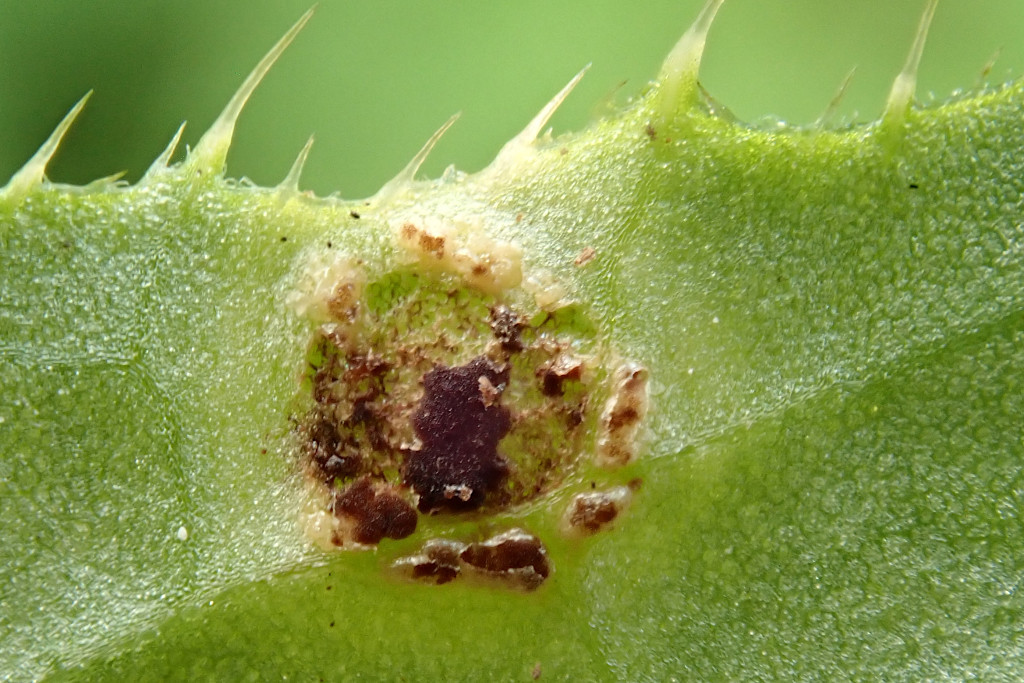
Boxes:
[280,236,288,242]
[490,305,526,352]
[908,183,919,189]
[350,210,361,219]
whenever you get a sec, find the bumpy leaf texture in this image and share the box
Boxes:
[2,2,1024,680]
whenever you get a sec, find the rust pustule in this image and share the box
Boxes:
[459,529,550,585]
[403,539,464,585]
[403,356,512,512]
[537,354,583,397]
[562,486,632,536]
[302,412,360,482]
[394,528,550,590]
[596,363,650,466]
[489,305,526,353]
[331,477,417,545]
[293,248,648,567]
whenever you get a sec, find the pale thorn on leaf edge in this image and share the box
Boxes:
[372,113,461,200]
[656,0,725,126]
[0,0,983,205]
[61,171,127,194]
[485,65,590,172]
[977,48,1001,87]
[142,122,188,182]
[0,91,92,204]
[278,135,316,194]
[188,6,315,176]
[882,0,939,129]
[815,67,858,127]
[46,170,127,196]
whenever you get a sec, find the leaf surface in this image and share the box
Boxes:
[2,5,1024,681]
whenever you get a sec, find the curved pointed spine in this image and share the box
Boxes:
[373,113,460,199]
[277,135,315,195]
[0,91,92,205]
[83,170,127,190]
[142,122,187,182]
[881,0,939,129]
[487,65,589,170]
[977,48,1001,87]
[51,171,127,195]
[188,7,314,176]
[656,0,725,125]
[815,67,857,127]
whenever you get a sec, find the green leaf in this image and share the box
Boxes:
[3,2,1024,680]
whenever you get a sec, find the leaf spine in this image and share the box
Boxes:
[486,65,590,172]
[373,113,460,199]
[0,91,92,205]
[278,135,316,195]
[141,121,187,182]
[188,7,315,176]
[656,0,725,125]
[882,0,939,129]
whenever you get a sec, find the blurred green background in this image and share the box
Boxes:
[1,0,1023,199]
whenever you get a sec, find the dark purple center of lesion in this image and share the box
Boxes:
[403,356,512,512]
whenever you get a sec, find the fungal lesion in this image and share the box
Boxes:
[596,363,650,467]
[291,214,649,588]
[394,216,523,295]
[393,529,550,591]
[561,482,639,536]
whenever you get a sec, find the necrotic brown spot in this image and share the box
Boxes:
[394,529,550,589]
[460,529,550,589]
[331,477,417,544]
[574,246,596,267]
[537,355,583,397]
[569,493,619,531]
[489,305,526,352]
[570,496,618,531]
[406,539,464,584]
[418,232,445,258]
[304,413,360,482]
[607,406,640,430]
[596,364,649,467]
[562,486,632,536]
[403,357,511,512]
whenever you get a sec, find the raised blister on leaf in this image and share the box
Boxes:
[292,211,648,579]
